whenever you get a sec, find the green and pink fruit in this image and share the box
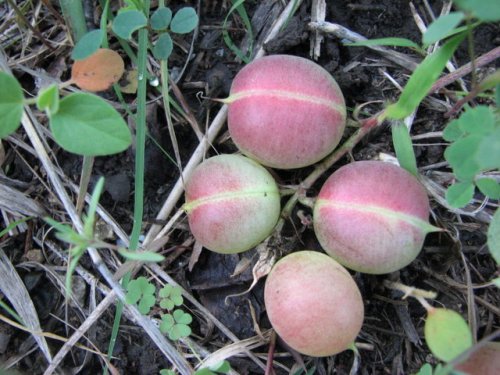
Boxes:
[455,342,500,375]
[313,161,437,274]
[226,55,346,169]
[264,251,364,357]
[184,154,280,254]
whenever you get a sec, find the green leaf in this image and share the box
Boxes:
[36,84,59,116]
[0,72,24,138]
[159,285,183,310]
[160,314,175,333]
[487,208,500,264]
[168,323,191,340]
[0,217,31,238]
[153,33,173,61]
[125,277,156,314]
[422,12,464,46]
[392,121,418,176]
[209,361,231,373]
[476,128,500,170]
[160,370,176,375]
[496,84,500,106]
[71,29,103,60]
[345,37,421,49]
[150,7,172,30]
[476,178,500,199]
[117,248,165,262]
[492,278,500,288]
[112,10,147,39]
[173,309,192,325]
[444,135,482,180]
[457,106,495,135]
[424,308,473,362]
[384,33,465,120]
[49,93,131,156]
[170,7,198,34]
[443,119,465,141]
[446,181,475,208]
[414,363,433,375]
[453,0,500,22]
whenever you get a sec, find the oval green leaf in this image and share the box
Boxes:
[36,84,59,115]
[424,308,473,362]
[112,10,147,39]
[49,93,132,156]
[71,29,103,60]
[443,119,465,141]
[384,33,465,120]
[446,181,474,208]
[476,178,500,200]
[392,121,418,176]
[487,208,500,264]
[151,7,172,31]
[0,72,24,138]
[170,7,198,34]
[422,12,464,47]
[153,33,173,61]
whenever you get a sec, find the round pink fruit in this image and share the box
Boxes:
[227,55,346,169]
[313,161,436,274]
[264,251,364,357]
[455,342,500,375]
[184,154,280,254]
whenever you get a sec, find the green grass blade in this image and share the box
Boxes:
[384,33,466,120]
[345,37,421,49]
[391,121,418,176]
[223,0,253,63]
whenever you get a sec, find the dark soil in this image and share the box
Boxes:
[0,0,499,375]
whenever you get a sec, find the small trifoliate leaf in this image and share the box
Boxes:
[168,324,191,341]
[423,12,464,46]
[443,118,465,141]
[126,277,156,314]
[71,29,103,60]
[444,135,482,181]
[173,309,192,325]
[457,106,495,135]
[487,208,500,264]
[0,72,24,138]
[151,7,172,30]
[476,178,500,200]
[476,128,500,170]
[112,10,147,39]
[170,7,198,34]
[160,314,175,333]
[137,294,156,314]
[36,84,59,116]
[424,308,473,362]
[446,181,474,208]
[153,33,173,61]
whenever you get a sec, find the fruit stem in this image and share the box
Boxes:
[384,280,437,313]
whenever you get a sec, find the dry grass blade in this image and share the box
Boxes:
[0,248,52,362]
[0,183,46,217]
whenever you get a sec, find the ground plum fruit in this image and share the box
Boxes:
[227,55,346,169]
[184,154,280,254]
[264,251,364,357]
[313,161,437,274]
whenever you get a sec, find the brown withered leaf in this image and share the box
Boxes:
[71,48,124,92]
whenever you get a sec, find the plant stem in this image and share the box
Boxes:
[58,0,87,42]
[75,156,94,215]
[105,1,150,368]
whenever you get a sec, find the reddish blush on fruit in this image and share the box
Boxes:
[226,55,346,169]
[264,251,364,357]
[455,342,500,375]
[313,161,438,274]
[184,154,280,254]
